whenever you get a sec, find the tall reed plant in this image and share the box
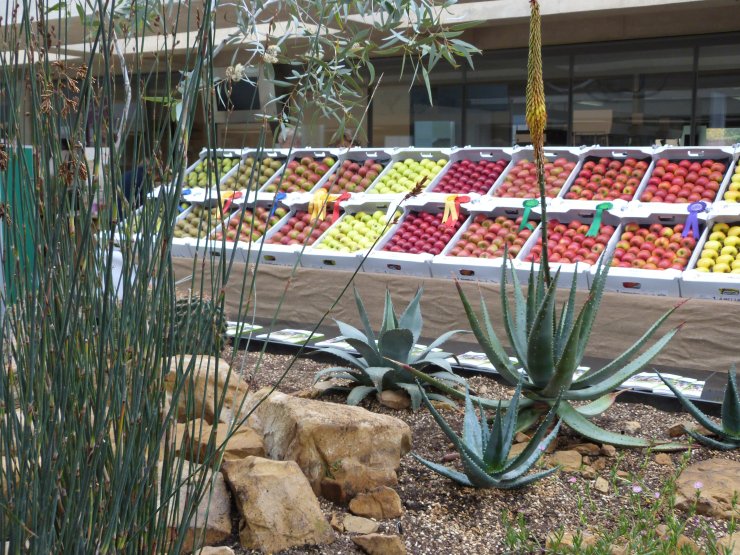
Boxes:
[0,0,478,552]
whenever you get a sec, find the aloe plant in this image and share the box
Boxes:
[314,287,467,409]
[413,381,561,489]
[659,367,740,450]
[404,259,681,447]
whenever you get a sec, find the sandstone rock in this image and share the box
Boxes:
[378,390,410,410]
[167,465,232,552]
[295,379,344,399]
[508,442,527,459]
[676,458,740,519]
[514,432,531,443]
[654,453,673,466]
[594,476,609,494]
[343,515,379,535]
[592,458,607,472]
[183,420,265,463]
[222,456,334,552]
[546,531,597,550]
[550,450,582,472]
[580,466,597,480]
[330,512,344,533]
[441,452,459,463]
[616,470,629,478]
[349,487,403,520]
[601,444,617,457]
[165,355,250,424]
[352,533,406,555]
[198,548,235,555]
[622,421,641,434]
[243,388,412,502]
[571,443,601,456]
[668,422,715,438]
[718,532,740,554]
[654,524,699,553]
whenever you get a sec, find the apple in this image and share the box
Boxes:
[612,221,698,270]
[382,211,465,255]
[641,158,728,203]
[494,157,577,198]
[174,205,234,239]
[447,214,536,259]
[562,156,647,201]
[693,221,740,274]
[267,210,331,246]
[324,157,386,194]
[430,158,509,194]
[314,210,397,252]
[369,157,446,194]
[522,218,613,266]
[186,156,240,190]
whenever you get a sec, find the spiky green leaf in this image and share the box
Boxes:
[657,372,724,436]
[412,329,467,362]
[455,281,520,385]
[396,382,423,411]
[540,312,583,398]
[685,429,740,451]
[378,328,414,365]
[573,305,678,388]
[353,287,376,344]
[500,263,529,368]
[312,367,363,384]
[380,289,398,335]
[346,385,376,406]
[557,402,651,447]
[411,454,474,487]
[555,271,579,360]
[575,392,622,418]
[525,271,560,388]
[463,387,484,456]
[398,287,424,344]
[722,365,740,436]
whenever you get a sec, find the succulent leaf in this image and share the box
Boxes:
[685,429,740,451]
[378,328,414,365]
[344,338,384,367]
[312,367,364,384]
[573,305,678,388]
[557,402,651,447]
[575,392,622,418]
[455,281,520,384]
[412,329,467,362]
[722,365,740,436]
[564,327,679,401]
[541,313,583,398]
[398,287,424,344]
[411,454,474,487]
[380,289,398,335]
[657,372,724,437]
[501,421,560,481]
[346,385,376,406]
[353,286,376,344]
[555,272,579,360]
[334,319,370,344]
[314,347,366,371]
[500,263,529,369]
[463,387,484,456]
[363,366,393,392]
[396,382,423,411]
[525,269,560,388]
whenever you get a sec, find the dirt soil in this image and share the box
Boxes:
[218,347,740,555]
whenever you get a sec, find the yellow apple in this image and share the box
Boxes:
[714,262,731,273]
[701,249,718,259]
[697,257,715,269]
[709,231,727,242]
[722,245,739,257]
[730,182,740,191]
[724,236,740,248]
[704,240,723,252]
[732,260,740,270]
[732,268,740,274]
[729,226,740,237]
[696,267,710,272]
[717,254,735,265]
[714,222,730,233]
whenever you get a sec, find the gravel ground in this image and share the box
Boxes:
[217,347,740,555]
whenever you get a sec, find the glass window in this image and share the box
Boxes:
[410,83,463,147]
[464,53,569,146]
[696,45,740,145]
[572,47,694,146]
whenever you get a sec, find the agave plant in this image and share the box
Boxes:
[166,295,227,356]
[659,366,740,450]
[313,287,467,409]
[404,259,681,447]
[413,380,561,489]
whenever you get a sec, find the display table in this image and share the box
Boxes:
[172,259,738,374]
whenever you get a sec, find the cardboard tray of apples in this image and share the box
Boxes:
[487,146,580,209]
[680,214,740,300]
[552,146,654,211]
[422,147,513,201]
[594,212,703,297]
[313,148,394,198]
[362,148,452,201]
[202,199,293,263]
[215,148,290,204]
[300,199,404,271]
[429,205,536,282]
[255,199,344,266]
[171,201,239,258]
[255,148,339,201]
[628,146,735,216]
[512,206,621,290]
[181,148,244,197]
[361,199,473,277]
[703,150,740,216]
